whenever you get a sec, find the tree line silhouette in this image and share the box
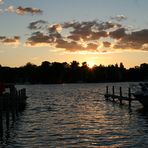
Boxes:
[0,61,148,84]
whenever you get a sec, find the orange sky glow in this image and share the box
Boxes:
[0,0,148,68]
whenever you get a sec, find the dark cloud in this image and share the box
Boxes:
[48,24,62,33]
[26,32,53,46]
[26,20,121,51]
[16,6,42,15]
[0,36,6,40]
[109,28,126,39]
[0,36,20,45]
[56,39,86,51]
[113,29,148,50]
[28,20,47,30]
[55,39,98,52]
[26,20,148,52]
[86,43,99,51]
[90,31,108,40]
[5,5,43,15]
[66,21,110,41]
[103,41,111,47]
[63,20,121,31]
[126,29,148,43]
[96,22,121,30]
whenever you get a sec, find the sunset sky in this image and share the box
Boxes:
[0,0,148,68]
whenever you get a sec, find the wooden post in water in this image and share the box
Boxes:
[11,104,15,121]
[0,99,3,138]
[112,86,115,101]
[15,90,19,116]
[106,86,109,100]
[128,87,131,108]
[6,97,10,130]
[119,87,123,105]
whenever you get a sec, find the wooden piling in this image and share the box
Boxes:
[105,86,109,100]
[128,87,131,107]
[112,86,115,101]
[119,87,123,105]
[6,97,10,130]
[0,99,3,138]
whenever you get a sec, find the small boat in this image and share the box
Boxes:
[133,83,148,108]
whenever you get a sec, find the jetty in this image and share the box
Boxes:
[0,84,27,139]
[104,85,137,107]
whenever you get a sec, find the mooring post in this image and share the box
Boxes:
[15,91,19,116]
[105,86,109,100]
[10,96,16,121]
[112,86,115,101]
[106,86,108,94]
[128,87,131,107]
[119,87,122,105]
[23,88,26,97]
[6,97,10,130]
[0,99,3,138]
[11,105,15,121]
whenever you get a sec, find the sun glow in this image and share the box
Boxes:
[87,61,96,68]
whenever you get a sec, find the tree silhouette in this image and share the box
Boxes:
[0,61,148,84]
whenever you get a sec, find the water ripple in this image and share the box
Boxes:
[1,83,148,147]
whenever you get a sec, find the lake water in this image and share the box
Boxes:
[1,82,148,147]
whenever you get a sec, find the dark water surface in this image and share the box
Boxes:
[1,83,148,147]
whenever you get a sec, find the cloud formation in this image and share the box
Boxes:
[111,15,127,21]
[109,28,126,39]
[26,32,53,46]
[103,41,111,47]
[16,6,42,15]
[48,24,62,33]
[5,5,14,12]
[0,36,20,45]
[28,20,47,30]
[5,6,43,15]
[26,20,123,52]
[26,20,148,52]
[113,29,148,50]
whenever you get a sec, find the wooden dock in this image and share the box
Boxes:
[0,87,27,139]
[104,86,137,107]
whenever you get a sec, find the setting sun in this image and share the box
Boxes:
[87,61,96,68]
